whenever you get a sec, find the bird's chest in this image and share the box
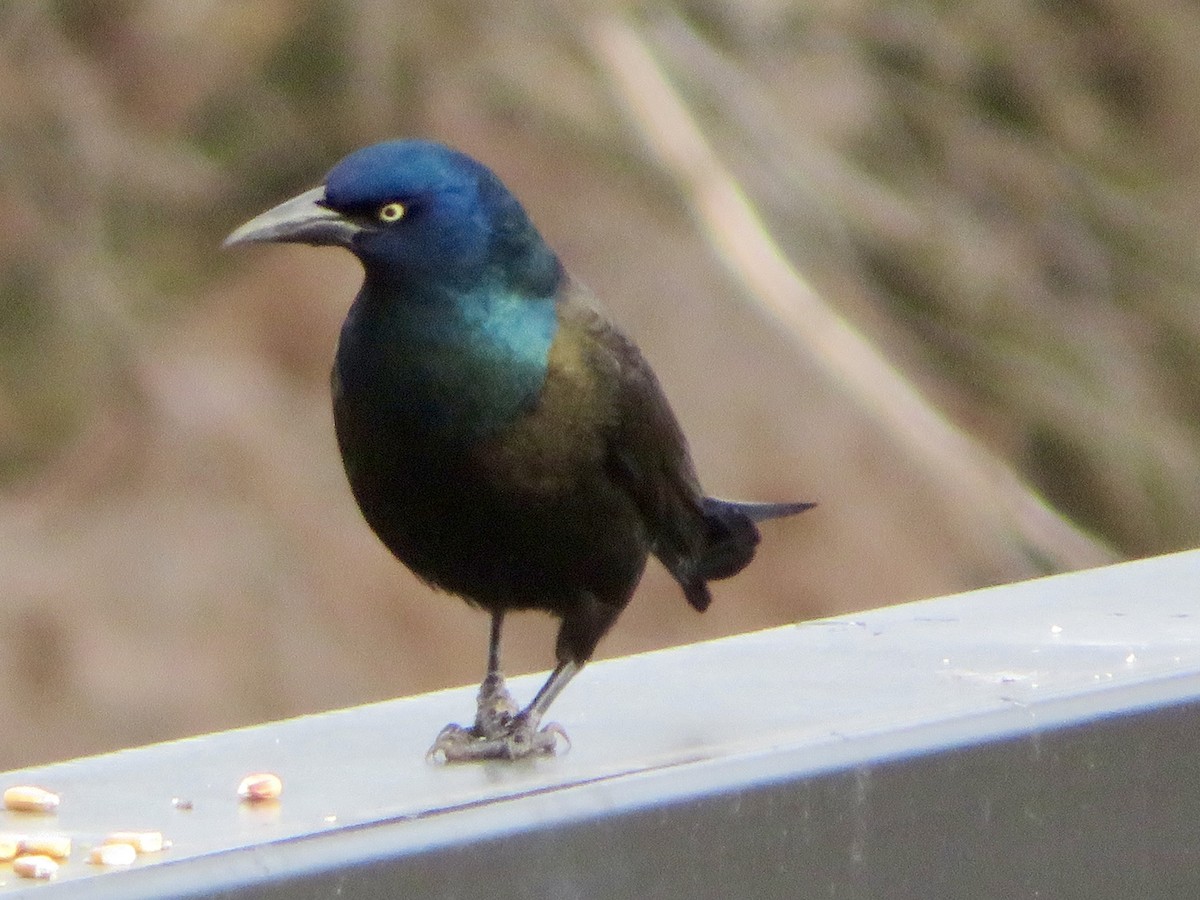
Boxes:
[333,288,557,445]
[332,288,615,515]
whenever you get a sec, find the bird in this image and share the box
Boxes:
[225,139,813,762]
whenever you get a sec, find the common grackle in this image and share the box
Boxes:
[225,140,813,762]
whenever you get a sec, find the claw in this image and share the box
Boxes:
[539,721,571,752]
[425,723,474,763]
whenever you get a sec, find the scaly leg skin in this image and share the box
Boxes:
[473,670,519,738]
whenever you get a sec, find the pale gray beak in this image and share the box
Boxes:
[223,186,361,249]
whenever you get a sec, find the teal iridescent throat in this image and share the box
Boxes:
[340,285,559,439]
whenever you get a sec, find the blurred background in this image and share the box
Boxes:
[2,0,1198,769]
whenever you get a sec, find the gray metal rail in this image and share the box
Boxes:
[3,550,1200,898]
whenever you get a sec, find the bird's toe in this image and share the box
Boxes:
[425,723,476,763]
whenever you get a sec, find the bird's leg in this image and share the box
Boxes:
[500,658,578,752]
[472,611,517,739]
[427,612,513,760]
[520,659,579,729]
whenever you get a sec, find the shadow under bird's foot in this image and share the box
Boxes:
[426,672,569,763]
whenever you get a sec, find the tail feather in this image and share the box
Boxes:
[704,497,817,523]
[678,496,815,611]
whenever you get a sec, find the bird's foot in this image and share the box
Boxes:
[427,714,568,763]
[426,673,570,763]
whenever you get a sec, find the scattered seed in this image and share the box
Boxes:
[3,785,60,813]
[89,843,137,867]
[171,797,194,811]
[237,772,282,802]
[105,831,165,854]
[13,854,58,879]
[19,833,71,859]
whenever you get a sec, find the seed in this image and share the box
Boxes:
[89,843,137,866]
[105,831,165,854]
[237,772,282,802]
[13,854,58,879]
[3,785,60,813]
[0,836,19,861]
[19,833,71,859]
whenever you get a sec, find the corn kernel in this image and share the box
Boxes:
[89,843,137,866]
[19,833,71,859]
[3,785,59,813]
[237,772,282,802]
[105,831,165,854]
[0,835,20,861]
[13,854,58,879]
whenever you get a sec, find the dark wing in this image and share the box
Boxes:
[557,285,716,610]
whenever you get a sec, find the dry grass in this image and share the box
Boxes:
[0,0,1197,767]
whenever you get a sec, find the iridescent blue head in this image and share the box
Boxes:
[226,140,564,436]
[225,139,562,298]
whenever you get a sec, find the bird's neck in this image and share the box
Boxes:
[335,277,559,442]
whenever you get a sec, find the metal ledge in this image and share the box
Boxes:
[3,550,1200,897]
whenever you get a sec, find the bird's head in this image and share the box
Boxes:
[225,140,560,296]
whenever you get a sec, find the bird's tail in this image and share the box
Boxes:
[680,496,815,612]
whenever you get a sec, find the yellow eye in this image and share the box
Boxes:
[378,201,405,223]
